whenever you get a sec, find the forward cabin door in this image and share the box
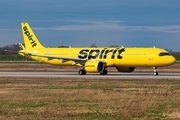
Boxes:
[149,50,154,60]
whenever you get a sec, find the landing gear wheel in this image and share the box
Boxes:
[100,69,108,75]
[78,69,86,75]
[153,72,158,76]
[153,67,158,76]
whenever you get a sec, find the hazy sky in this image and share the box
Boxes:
[1,0,180,51]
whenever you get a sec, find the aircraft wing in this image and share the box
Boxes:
[31,54,87,65]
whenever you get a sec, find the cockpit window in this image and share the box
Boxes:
[159,52,170,56]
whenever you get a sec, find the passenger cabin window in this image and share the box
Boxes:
[159,52,170,56]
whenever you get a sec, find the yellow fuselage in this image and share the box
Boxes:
[24,47,176,68]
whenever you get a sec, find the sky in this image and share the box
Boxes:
[1,0,180,51]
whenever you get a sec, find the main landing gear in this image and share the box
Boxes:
[78,69,86,75]
[100,69,108,75]
[78,69,108,75]
[153,67,158,76]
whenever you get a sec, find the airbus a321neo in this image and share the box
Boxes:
[18,22,176,76]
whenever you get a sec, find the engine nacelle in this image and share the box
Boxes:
[116,66,135,72]
[84,61,104,73]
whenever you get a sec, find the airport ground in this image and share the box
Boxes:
[0,61,180,73]
[0,62,180,119]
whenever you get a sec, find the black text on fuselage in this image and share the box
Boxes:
[78,48,125,59]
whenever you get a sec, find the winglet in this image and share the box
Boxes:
[16,43,26,50]
[17,43,27,56]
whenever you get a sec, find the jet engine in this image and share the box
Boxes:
[116,66,135,72]
[84,61,104,73]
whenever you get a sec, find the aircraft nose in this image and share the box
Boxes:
[170,56,176,65]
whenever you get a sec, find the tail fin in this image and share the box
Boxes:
[21,22,44,49]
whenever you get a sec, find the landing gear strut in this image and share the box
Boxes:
[78,69,86,75]
[153,67,158,76]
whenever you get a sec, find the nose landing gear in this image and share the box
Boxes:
[153,67,158,76]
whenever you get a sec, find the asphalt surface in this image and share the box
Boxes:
[0,72,180,79]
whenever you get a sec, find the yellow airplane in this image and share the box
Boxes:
[18,22,176,76]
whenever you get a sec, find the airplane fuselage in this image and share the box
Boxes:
[25,47,176,67]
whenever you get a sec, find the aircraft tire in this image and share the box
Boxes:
[100,69,108,75]
[153,72,158,76]
[78,69,86,75]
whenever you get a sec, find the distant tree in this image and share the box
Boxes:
[0,44,20,55]
[90,43,97,48]
[0,47,3,54]
[109,45,119,48]
[58,45,70,48]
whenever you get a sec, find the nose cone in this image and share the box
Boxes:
[168,56,176,65]
[159,56,176,67]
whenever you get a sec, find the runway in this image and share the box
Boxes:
[0,72,180,79]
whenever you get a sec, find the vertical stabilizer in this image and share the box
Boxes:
[21,22,44,49]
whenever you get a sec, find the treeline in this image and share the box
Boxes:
[0,44,29,61]
[0,44,20,55]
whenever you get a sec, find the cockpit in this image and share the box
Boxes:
[159,52,171,56]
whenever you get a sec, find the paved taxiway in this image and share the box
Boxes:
[0,72,180,79]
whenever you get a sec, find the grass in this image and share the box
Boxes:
[0,62,180,119]
[0,78,180,119]
[0,55,29,61]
